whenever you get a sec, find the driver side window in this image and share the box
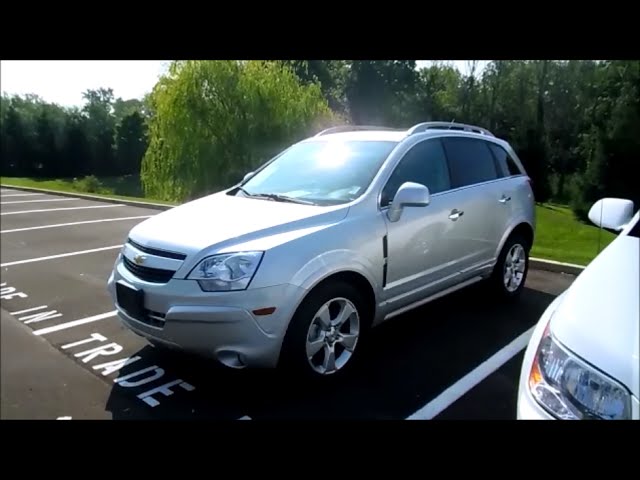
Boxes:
[380,139,451,207]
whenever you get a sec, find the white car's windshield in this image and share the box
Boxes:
[627,213,640,238]
[238,139,398,205]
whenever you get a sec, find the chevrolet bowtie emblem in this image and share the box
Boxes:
[133,254,146,265]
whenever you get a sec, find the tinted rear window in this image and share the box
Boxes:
[441,137,499,188]
[489,143,522,177]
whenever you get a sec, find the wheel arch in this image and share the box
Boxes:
[292,269,378,330]
[496,219,535,261]
[510,222,535,251]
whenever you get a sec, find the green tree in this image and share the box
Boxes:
[345,61,419,126]
[280,60,349,113]
[62,110,92,177]
[572,61,640,219]
[1,104,28,176]
[114,111,147,175]
[113,98,146,125]
[414,63,463,122]
[34,107,57,176]
[141,60,334,202]
[82,88,116,175]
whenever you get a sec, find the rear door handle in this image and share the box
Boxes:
[449,209,464,221]
[499,195,512,203]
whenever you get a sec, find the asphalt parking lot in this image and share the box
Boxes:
[0,187,576,420]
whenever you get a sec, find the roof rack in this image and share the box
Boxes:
[314,125,403,137]
[406,121,495,137]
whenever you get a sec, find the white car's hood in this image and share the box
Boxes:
[128,191,348,255]
[550,235,639,398]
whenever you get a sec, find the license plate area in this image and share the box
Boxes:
[116,281,145,320]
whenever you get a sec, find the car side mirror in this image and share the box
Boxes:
[243,171,255,183]
[588,198,634,232]
[387,182,431,222]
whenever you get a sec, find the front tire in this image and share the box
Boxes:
[490,233,530,299]
[279,281,369,381]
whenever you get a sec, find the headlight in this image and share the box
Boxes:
[187,251,263,292]
[528,324,631,420]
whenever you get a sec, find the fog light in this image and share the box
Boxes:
[216,350,246,369]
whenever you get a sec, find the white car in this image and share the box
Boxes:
[517,197,639,420]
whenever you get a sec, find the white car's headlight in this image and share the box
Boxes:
[187,251,264,292]
[528,324,631,420]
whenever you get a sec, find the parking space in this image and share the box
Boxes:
[1,224,133,266]
[0,187,576,419]
[0,196,113,214]
[0,204,153,233]
[433,352,526,420]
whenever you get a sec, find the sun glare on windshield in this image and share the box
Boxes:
[314,141,352,169]
[239,139,398,205]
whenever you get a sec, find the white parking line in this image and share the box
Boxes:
[1,193,46,197]
[10,305,48,316]
[405,326,535,420]
[1,198,75,205]
[1,204,124,216]
[33,311,117,336]
[1,245,123,267]
[1,215,154,234]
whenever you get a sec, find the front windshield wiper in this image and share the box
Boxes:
[236,186,316,205]
[253,193,316,205]
[236,187,254,197]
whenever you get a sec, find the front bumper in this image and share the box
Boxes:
[107,255,307,368]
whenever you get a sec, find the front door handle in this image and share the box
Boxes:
[499,195,512,203]
[449,209,464,221]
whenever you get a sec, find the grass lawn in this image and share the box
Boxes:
[531,203,616,266]
[1,176,616,266]
[0,176,177,206]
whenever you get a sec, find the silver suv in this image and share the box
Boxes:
[108,122,535,380]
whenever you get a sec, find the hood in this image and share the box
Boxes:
[128,191,349,255]
[550,235,639,398]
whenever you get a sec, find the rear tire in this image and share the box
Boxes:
[489,233,530,299]
[279,280,370,382]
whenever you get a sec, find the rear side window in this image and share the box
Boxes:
[489,143,522,177]
[441,137,499,188]
[381,139,451,207]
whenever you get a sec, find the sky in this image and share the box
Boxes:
[0,60,489,107]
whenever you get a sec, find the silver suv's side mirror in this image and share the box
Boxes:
[243,171,255,183]
[387,182,431,222]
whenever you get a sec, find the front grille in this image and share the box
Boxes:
[123,255,176,283]
[128,238,187,260]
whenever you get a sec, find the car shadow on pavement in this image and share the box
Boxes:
[104,282,561,420]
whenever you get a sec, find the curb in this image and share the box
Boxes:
[0,184,175,211]
[2,184,588,276]
[530,257,585,276]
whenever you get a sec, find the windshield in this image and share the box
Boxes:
[628,211,640,238]
[238,139,398,205]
